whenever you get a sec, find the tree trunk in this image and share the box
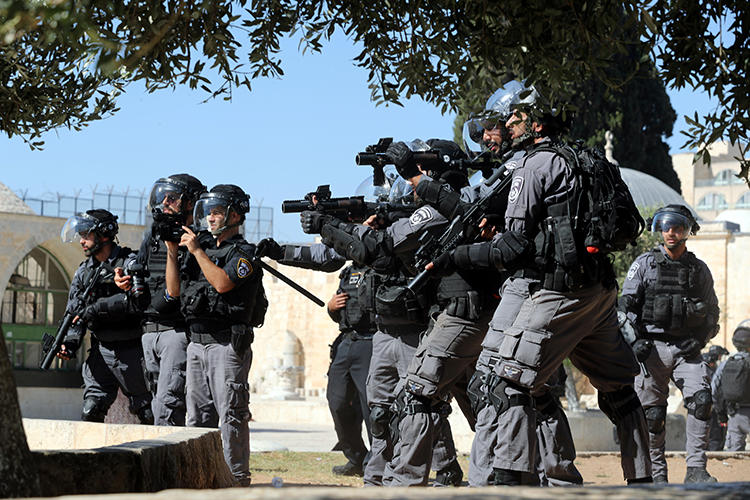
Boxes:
[0,335,41,497]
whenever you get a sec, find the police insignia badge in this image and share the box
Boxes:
[508,176,524,204]
[626,262,640,281]
[237,258,252,278]
[409,206,434,227]
[349,272,361,285]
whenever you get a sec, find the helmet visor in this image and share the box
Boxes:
[147,181,184,213]
[193,196,231,233]
[462,117,486,157]
[651,212,692,234]
[61,215,97,243]
[389,177,415,205]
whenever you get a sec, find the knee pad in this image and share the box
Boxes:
[598,386,642,425]
[370,405,392,439]
[487,375,532,416]
[685,389,712,421]
[644,405,667,434]
[81,397,107,422]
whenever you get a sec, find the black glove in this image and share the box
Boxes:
[300,211,333,234]
[428,251,456,276]
[81,304,97,323]
[256,238,284,260]
[59,338,80,359]
[632,339,654,363]
[676,338,703,359]
[385,141,419,178]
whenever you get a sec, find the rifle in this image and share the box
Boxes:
[282,184,414,224]
[356,137,498,181]
[406,162,514,293]
[40,263,110,370]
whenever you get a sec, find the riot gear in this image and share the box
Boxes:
[147,174,207,214]
[649,204,700,250]
[61,210,119,255]
[194,184,250,236]
[732,320,750,350]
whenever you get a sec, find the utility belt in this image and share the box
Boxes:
[340,329,375,341]
[376,321,426,338]
[513,267,599,292]
[438,290,499,321]
[188,319,235,344]
[143,321,176,333]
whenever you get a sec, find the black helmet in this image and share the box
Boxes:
[61,209,119,243]
[194,184,250,235]
[702,344,729,364]
[733,320,750,350]
[648,204,700,235]
[147,173,207,215]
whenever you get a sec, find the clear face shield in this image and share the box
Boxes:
[147,181,184,215]
[355,166,398,202]
[61,214,98,243]
[194,196,235,235]
[462,117,486,158]
[651,211,692,234]
[388,177,415,205]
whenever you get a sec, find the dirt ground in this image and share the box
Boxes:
[247,452,750,487]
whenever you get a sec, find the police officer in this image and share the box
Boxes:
[621,204,719,483]
[704,345,730,450]
[115,174,206,426]
[300,166,464,486]
[58,210,153,424]
[712,321,750,451]
[257,239,373,476]
[439,82,653,485]
[163,184,262,486]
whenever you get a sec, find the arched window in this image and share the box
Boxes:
[737,192,750,209]
[714,169,745,185]
[1,247,73,370]
[696,193,729,211]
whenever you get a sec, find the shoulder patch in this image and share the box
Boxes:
[626,262,640,281]
[349,271,362,285]
[508,176,524,204]
[237,257,253,279]
[409,206,434,227]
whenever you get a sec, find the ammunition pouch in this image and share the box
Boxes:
[375,285,427,327]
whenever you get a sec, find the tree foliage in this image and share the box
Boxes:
[1,1,748,178]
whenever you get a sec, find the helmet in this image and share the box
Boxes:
[424,139,469,191]
[147,174,207,216]
[193,184,250,235]
[702,344,730,364]
[733,319,750,350]
[649,205,700,235]
[61,209,119,243]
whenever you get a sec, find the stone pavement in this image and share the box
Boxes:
[250,420,338,452]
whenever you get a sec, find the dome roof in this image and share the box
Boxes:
[0,182,34,215]
[620,168,697,218]
[715,209,750,233]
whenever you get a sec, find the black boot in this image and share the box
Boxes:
[434,459,463,487]
[492,467,523,486]
[684,467,716,483]
[332,461,364,477]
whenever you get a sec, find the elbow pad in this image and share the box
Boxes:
[90,294,136,322]
[416,180,466,219]
[491,231,531,271]
[452,242,494,270]
[321,224,369,264]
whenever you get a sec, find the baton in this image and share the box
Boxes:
[260,261,325,307]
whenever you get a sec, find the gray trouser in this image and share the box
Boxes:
[635,340,712,477]
[491,279,651,481]
[83,338,151,416]
[726,407,750,451]
[327,332,373,467]
[142,328,189,426]
[365,330,456,486]
[469,278,581,487]
[186,341,253,482]
[387,310,490,486]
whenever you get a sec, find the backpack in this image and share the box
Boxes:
[551,143,645,254]
[721,354,750,405]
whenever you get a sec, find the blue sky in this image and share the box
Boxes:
[2,35,717,242]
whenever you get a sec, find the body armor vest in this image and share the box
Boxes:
[437,270,502,321]
[336,265,377,335]
[87,246,143,342]
[180,237,261,335]
[641,249,705,335]
[143,237,184,327]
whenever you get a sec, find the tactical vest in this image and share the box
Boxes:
[436,270,502,321]
[143,237,184,327]
[373,271,431,333]
[721,353,750,405]
[336,265,377,335]
[180,237,262,338]
[88,246,143,342]
[641,249,705,335]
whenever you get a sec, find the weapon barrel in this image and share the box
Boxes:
[40,313,74,370]
[281,200,311,214]
[355,152,384,166]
